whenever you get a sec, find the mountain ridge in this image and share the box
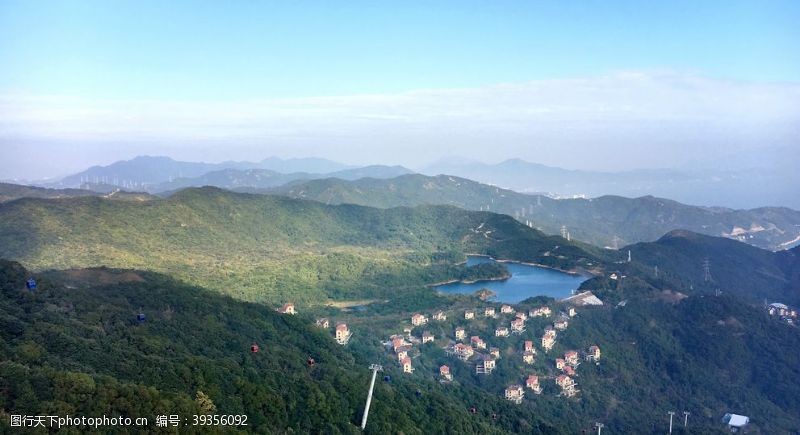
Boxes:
[265,173,800,251]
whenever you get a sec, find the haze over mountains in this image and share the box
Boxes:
[7,155,798,251]
[23,154,798,210]
[422,157,800,210]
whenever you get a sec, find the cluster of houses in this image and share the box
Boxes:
[389,335,415,373]
[503,372,547,405]
[314,317,352,346]
[286,302,354,347]
[374,302,604,403]
[377,311,452,374]
[767,302,797,325]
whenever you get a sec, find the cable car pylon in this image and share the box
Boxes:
[360,363,382,430]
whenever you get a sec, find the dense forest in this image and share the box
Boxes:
[3,257,799,433]
[0,188,600,304]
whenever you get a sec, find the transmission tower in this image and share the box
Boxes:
[612,235,621,250]
[595,422,604,435]
[561,225,568,239]
[703,258,712,282]
[654,265,659,278]
[683,411,690,427]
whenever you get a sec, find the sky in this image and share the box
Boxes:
[1,0,799,179]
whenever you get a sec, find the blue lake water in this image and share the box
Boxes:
[436,256,587,303]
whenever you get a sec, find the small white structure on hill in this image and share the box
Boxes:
[722,413,749,432]
[276,303,296,315]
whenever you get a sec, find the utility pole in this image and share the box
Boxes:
[595,422,604,435]
[683,411,690,427]
[360,364,382,430]
[668,411,675,434]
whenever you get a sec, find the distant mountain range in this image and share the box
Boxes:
[268,174,800,251]
[50,155,356,189]
[153,165,413,193]
[422,158,800,210]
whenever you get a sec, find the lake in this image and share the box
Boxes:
[436,256,588,303]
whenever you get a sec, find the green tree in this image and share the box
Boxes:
[195,390,217,414]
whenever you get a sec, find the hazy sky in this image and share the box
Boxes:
[1,0,799,179]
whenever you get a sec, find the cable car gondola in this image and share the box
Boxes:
[383,375,391,382]
[307,357,316,367]
[250,343,260,353]
[26,278,37,290]
[136,313,146,322]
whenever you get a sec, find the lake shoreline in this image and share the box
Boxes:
[461,253,593,278]
[434,254,590,303]
[427,273,510,288]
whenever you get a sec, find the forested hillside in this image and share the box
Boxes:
[0,260,528,433]
[268,174,800,251]
[624,230,800,306]
[0,187,599,304]
[3,258,799,433]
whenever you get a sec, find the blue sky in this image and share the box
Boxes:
[1,0,798,99]
[0,1,798,179]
